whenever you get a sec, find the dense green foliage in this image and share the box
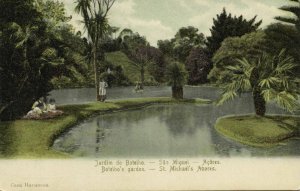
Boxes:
[157,11,261,86]
[265,24,300,77]
[158,26,206,63]
[0,0,86,120]
[119,29,166,84]
[39,0,89,89]
[185,48,212,84]
[157,26,207,85]
[263,1,300,77]
[206,8,262,58]
[209,31,267,84]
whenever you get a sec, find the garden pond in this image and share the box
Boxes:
[51,86,300,158]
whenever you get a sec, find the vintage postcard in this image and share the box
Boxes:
[0,0,300,190]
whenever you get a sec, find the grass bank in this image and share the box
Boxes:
[0,97,211,159]
[105,51,154,84]
[215,115,300,147]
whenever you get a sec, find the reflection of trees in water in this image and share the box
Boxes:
[161,105,198,136]
[96,104,204,136]
[93,104,300,157]
[97,105,169,129]
[194,105,214,127]
[58,103,300,157]
[212,95,254,118]
[95,118,106,153]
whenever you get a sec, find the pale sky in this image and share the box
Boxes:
[61,0,292,46]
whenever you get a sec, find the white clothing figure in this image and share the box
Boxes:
[47,99,56,111]
[46,103,56,111]
[99,80,108,102]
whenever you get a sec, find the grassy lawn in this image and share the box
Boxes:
[215,115,300,147]
[0,97,211,159]
[105,51,154,83]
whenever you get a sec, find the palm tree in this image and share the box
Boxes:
[75,0,115,101]
[217,50,299,116]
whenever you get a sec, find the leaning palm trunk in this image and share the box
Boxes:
[253,88,266,116]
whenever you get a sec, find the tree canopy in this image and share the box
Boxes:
[0,0,88,120]
[264,23,300,77]
[185,48,211,84]
[206,8,262,58]
[209,31,267,84]
[158,26,206,62]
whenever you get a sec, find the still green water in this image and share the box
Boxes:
[53,101,300,158]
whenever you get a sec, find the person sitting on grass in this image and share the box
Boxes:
[31,97,46,114]
[47,98,56,112]
[25,98,63,119]
[45,98,63,117]
[25,98,45,118]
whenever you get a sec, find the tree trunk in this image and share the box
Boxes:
[253,88,266,116]
[140,65,144,89]
[93,46,100,101]
[172,86,183,99]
